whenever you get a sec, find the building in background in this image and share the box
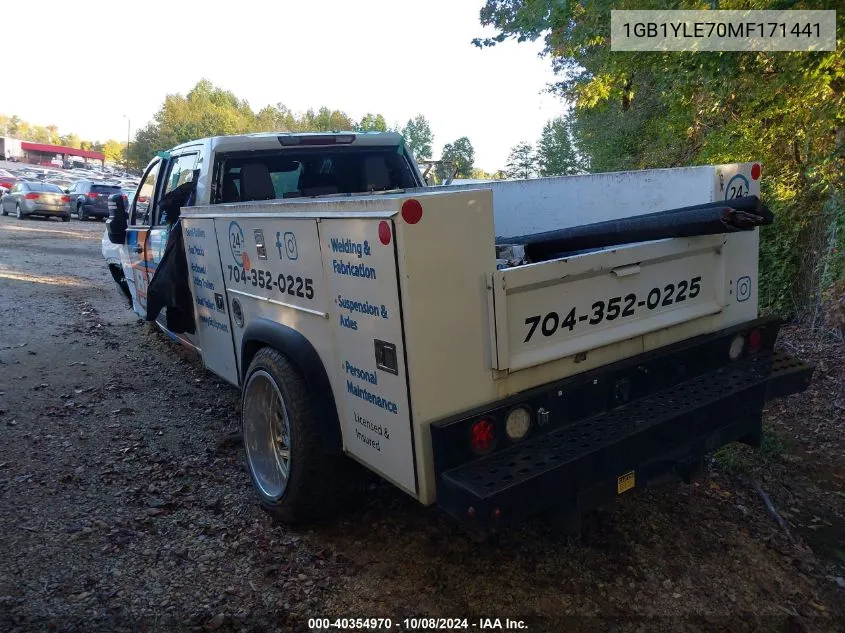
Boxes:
[0,137,104,167]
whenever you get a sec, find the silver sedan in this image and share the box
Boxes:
[0,181,72,221]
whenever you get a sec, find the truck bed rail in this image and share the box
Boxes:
[497,195,773,262]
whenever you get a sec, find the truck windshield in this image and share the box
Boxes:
[215,146,418,204]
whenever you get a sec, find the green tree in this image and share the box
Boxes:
[505,141,536,179]
[402,115,434,160]
[254,104,297,132]
[103,140,125,164]
[7,115,21,136]
[537,115,582,176]
[155,79,256,144]
[301,107,354,132]
[471,168,501,180]
[120,79,259,167]
[30,126,51,143]
[357,113,387,132]
[437,136,475,181]
[16,121,31,140]
[60,133,82,149]
[45,125,60,145]
[476,0,845,319]
[126,122,161,170]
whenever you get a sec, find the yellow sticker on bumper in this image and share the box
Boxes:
[617,471,635,495]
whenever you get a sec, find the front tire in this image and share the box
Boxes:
[242,347,353,523]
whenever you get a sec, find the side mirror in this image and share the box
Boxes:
[106,193,127,244]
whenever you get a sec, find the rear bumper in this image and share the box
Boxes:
[22,203,70,215]
[82,203,109,217]
[30,207,70,215]
[432,326,812,533]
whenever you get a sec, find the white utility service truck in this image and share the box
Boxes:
[104,132,811,532]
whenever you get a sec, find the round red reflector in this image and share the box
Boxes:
[751,163,761,180]
[470,419,496,454]
[378,221,391,245]
[401,199,423,224]
[748,329,762,353]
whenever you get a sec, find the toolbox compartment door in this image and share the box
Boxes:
[489,235,727,372]
[181,217,240,385]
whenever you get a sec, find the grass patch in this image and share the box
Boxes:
[713,424,789,474]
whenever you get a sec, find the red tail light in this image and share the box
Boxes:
[25,193,40,200]
[87,192,98,199]
[470,419,496,454]
[61,196,70,203]
[138,196,148,203]
[747,328,762,353]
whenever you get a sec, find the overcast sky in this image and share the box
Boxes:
[2,0,566,171]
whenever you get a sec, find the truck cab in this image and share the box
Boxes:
[104,131,425,348]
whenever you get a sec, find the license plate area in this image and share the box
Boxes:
[489,236,726,371]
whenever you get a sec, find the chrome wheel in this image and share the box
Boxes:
[15,204,22,219]
[243,369,291,500]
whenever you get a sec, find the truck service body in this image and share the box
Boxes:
[104,132,812,532]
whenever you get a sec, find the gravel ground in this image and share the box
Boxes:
[0,214,843,633]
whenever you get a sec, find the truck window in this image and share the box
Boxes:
[157,153,199,226]
[132,160,161,226]
[213,146,419,204]
[164,153,199,196]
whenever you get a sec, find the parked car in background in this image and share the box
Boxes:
[68,180,123,220]
[1,181,71,221]
[121,187,136,208]
[0,174,19,192]
[49,178,76,191]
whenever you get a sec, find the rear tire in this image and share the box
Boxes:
[62,214,70,222]
[77,204,86,221]
[15,203,23,220]
[242,347,356,523]
[1,206,6,216]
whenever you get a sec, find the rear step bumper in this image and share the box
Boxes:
[436,351,812,533]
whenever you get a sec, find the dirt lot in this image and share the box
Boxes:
[0,214,843,633]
